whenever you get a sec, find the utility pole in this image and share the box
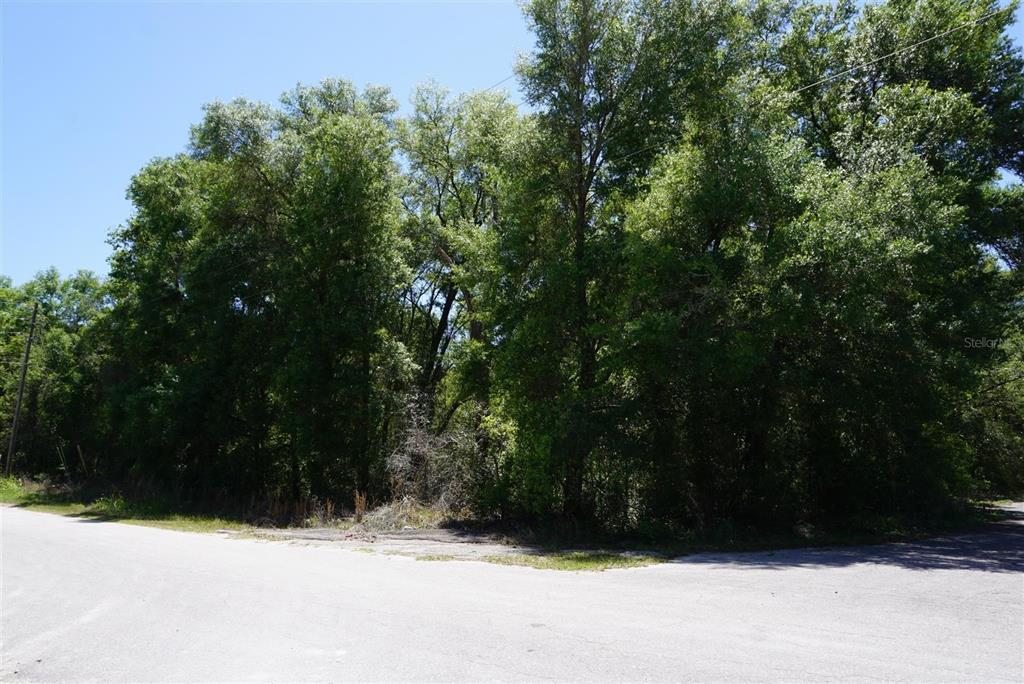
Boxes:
[5,302,38,476]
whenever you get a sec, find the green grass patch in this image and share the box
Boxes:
[415,553,457,562]
[1,480,248,533]
[97,512,246,533]
[394,550,662,569]
[0,478,87,515]
[0,476,28,504]
[483,551,664,571]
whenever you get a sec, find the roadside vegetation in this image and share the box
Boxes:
[2,474,1010,569]
[1,0,1022,547]
[0,477,247,532]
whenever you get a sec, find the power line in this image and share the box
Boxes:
[481,73,516,93]
[605,4,1015,168]
[75,5,1017,291]
[792,5,1013,96]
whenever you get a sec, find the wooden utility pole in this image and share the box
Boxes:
[5,302,38,476]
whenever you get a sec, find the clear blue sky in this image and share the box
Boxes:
[2,2,1022,285]
[1,0,532,285]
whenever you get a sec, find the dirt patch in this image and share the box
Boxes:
[232,525,526,560]
[230,525,669,569]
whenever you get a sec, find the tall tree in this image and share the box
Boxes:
[504,0,733,519]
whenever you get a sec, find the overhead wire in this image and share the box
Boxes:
[46,6,1015,293]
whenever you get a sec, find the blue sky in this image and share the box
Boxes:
[1,1,1022,285]
[1,1,532,284]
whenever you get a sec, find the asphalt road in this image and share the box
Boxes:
[2,506,1022,682]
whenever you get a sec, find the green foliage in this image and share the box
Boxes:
[98,81,410,507]
[0,269,110,479]
[964,324,1024,495]
[0,476,24,503]
[2,0,1022,532]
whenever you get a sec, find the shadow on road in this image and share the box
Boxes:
[672,515,1024,573]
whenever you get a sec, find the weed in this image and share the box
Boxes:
[354,491,367,523]
[92,494,128,516]
[0,476,25,504]
[361,497,446,531]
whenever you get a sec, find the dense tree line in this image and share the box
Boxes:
[3,0,1023,532]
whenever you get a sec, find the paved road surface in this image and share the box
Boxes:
[2,505,1022,682]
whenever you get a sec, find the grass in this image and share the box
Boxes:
[407,550,662,570]
[483,551,664,571]
[1,479,443,536]
[0,477,248,533]
[0,476,30,504]
[415,553,457,562]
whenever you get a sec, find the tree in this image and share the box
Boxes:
[4,0,1022,533]
[104,81,408,510]
[0,270,110,479]
[497,0,734,520]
